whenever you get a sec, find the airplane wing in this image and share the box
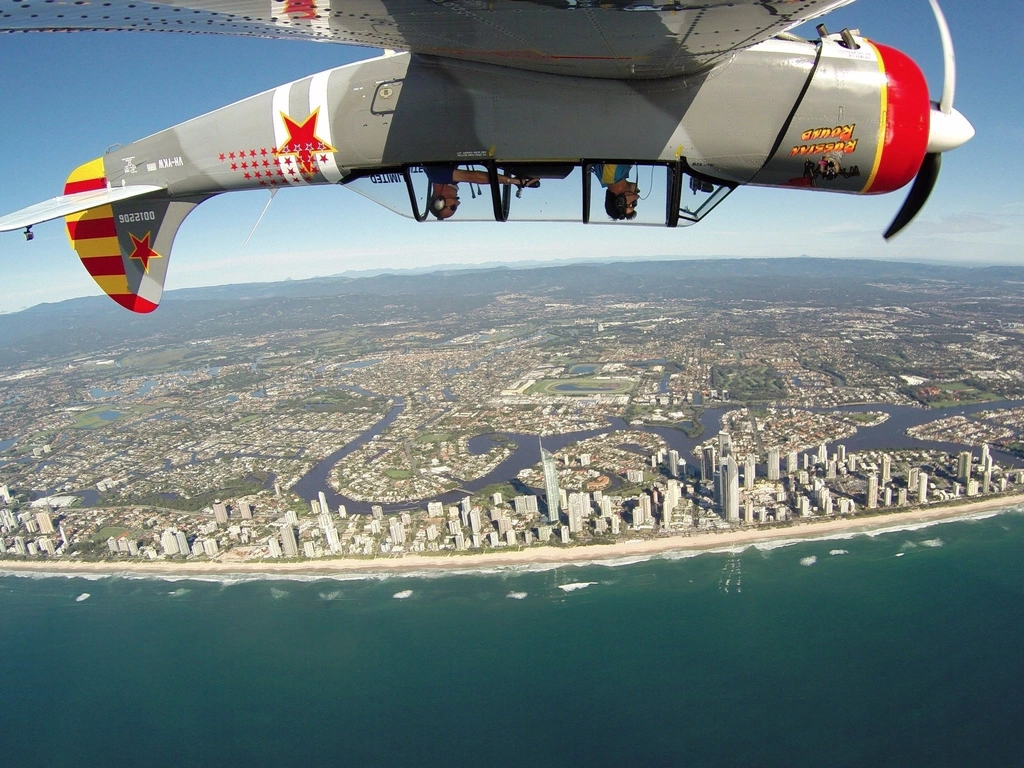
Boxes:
[0,185,165,233]
[0,0,856,78]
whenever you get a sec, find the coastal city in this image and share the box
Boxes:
[1,258,1023,564]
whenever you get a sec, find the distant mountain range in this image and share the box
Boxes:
[1,257,1021,368]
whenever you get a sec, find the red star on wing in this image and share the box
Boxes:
[276,108,335,177]
[128,232,162,273]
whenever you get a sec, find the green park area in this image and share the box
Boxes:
[527,376,635,396]
[71,404,162,430]
[918,381,1003,408]
[710,365,788,401]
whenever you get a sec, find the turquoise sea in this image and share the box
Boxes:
[3,510,1024,767]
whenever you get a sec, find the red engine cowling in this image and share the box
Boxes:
[861,42,931,195]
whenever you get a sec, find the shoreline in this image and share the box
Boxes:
[2,494,1022,581]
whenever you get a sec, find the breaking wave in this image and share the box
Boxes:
[558,581,596,592]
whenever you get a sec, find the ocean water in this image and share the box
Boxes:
[3,512,1024,767]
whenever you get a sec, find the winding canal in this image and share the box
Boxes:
[290,395,1024,515]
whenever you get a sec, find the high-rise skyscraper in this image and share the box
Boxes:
[540,439,561,524]
[663,480,680,528]
[212,502,228,525]
[701,445,717,483]
[389,517,407,545]
[160,529,179,556]
[744,454,756,490]
[918,472,929,504]
[281,524,298,557]
[634,494,652,528]
[718,430,732,457]
[35,511,54,535]
[787,450,798,474]
[767,447,781,481]
[957,451,972,482]
[267,536,282,558]
[867,474,879,509]
[567,492,588,534]
[722,457,740,522]
[325,525,342,554]
[172,531,188,557]
[668,450,680,478]
[881,454,892,484]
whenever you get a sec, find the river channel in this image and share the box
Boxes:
[290,395,1024,515]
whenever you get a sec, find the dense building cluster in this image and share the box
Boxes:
[2,260,1024,562]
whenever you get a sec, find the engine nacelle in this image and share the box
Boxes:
[751,39,930,197]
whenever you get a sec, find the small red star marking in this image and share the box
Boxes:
[230,163,238,171]
[243,172,251,180]
[218,153,226,162]
[228,152,235,160]
[128,232,162,273]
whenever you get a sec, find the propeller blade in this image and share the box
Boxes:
[883,153,941,240]
[927,0,956,113]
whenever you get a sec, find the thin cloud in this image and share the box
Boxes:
[924,213,1008,235]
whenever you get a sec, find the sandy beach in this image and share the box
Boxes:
[2,493,1022,580]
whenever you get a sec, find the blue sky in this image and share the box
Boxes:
[0,0,1021,314]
